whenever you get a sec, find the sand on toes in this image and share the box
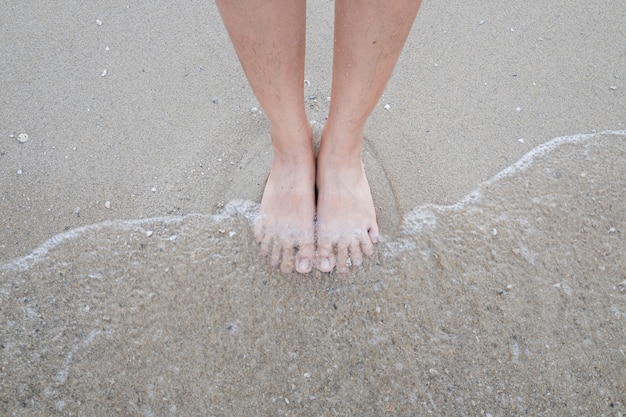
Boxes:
[254,151,316,274]
[315,150,380,273]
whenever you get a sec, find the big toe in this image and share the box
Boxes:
[295,241,315,274]
[316,237,336,273]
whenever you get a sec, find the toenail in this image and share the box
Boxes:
[298,259,311,272]
[320,258,331,271]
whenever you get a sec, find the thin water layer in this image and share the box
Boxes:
[1,132,625,416]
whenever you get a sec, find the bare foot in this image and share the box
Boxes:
[254,128,316,274]
[315,135,380,273]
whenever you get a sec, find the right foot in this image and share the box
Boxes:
[254,126,316,274]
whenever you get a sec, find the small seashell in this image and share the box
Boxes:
[17,133,29,143]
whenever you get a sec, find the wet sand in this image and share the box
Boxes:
[1,0,625,415]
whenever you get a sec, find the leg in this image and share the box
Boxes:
[316,0,421,272]
[216,0,315,273]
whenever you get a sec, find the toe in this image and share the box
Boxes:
[269,240,282,267]
[295,257,312,274]
[361,232,375,257]
[280,242,295,274]
[316,235,336,273]
[259,233,272,256]
[316,256,335,273]
[336,240,349,274]
[368,223,380,244]
[349,239,363,267]
[253,217,265,244]
[295,241,315,274]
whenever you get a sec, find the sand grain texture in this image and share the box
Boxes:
[1,0,625,415]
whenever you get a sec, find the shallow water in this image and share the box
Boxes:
[1,131,625,416]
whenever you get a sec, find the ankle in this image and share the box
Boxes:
[269,121,314,162]
[319,123,365,159]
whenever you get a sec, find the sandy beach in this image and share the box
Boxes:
[1,0,625,415]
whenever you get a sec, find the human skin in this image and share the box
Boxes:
[216,0,422,273]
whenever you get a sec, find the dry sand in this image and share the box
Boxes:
[1,0,625,415]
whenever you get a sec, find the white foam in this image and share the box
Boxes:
[2,131,624,270]
[1,199,258,273]
[402,130,626,231]
[383,130,626,257]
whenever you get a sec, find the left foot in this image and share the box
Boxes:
[315,132,380,273]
